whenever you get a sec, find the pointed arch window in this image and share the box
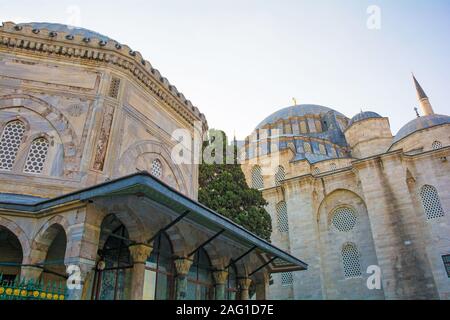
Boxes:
[420,185,445,220]
[186,248,214,300]
[0,120,26,171]
[276,201,289,234]
[275,166,285,186]
[251,165,264,189]
[144,233,175,300]
[342,243,362,279]
[23,137,49,174]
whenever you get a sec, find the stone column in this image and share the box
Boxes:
[129,244,153,300]
[255,273,269,300]
[20,266,43,281]
[174,258,193,300]
[64,205,102,300]
[238,278,252,300]
[65,262,97,301]
[213,270,229,300]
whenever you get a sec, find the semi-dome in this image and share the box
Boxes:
[256,104,347,129]
[393,114,450,144]
[348,111,382,126]
[18,22,112,42]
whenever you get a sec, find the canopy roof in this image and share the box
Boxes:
[0,172,307,273]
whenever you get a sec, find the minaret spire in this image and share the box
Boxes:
[412,73,434,116]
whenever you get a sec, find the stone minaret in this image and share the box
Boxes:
[413,74,434,116]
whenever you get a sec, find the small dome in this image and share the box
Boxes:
[18,22,113,42]
[256,104,346,129]
[348,111,382,126]
[393,114,450,144]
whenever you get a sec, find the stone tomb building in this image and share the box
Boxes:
[0,22,307,300]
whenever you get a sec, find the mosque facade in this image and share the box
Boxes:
[241,75,450,300]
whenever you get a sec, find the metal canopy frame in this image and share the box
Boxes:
[188,229,225,257]
[147,210,190,243]
[226,246,258,269]
[249,257,277,277]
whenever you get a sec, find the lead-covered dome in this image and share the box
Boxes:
[256,104,347,129]
[18,22,112,42]
[393,114,450,144]
[348,111,382,126]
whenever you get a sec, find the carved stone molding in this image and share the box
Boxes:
[0,22,208,131]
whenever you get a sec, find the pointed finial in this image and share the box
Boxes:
[292,97,297,106]
[412,73,434,116]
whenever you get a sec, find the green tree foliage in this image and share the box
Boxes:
[198,129,272,241]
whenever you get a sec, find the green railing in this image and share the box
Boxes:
[0,274,67,300]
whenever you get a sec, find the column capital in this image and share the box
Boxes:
[129,244,153,264]
[213,270,229,285]
[174,258,193,276]
[239,278,252,290]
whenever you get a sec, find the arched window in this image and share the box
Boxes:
[342,243,362,279]
[331,207,358,232]
[275,166,285,186]
[251,165,264,189]
[186,248,214,300]
[23,137,49,174]
[432,141,443,150]
[0,120,26,171]
[151,159,163,178]
[226,264,238,300]
[420,185,445,220]
[144,233,174,300]
[313,167,321,175]
[276,201,289,234]
[94,217,132,300]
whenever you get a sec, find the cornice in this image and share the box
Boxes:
[0,21,208,131]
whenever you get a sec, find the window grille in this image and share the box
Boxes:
[281,272,293,287]
[313,167,320,175]
[432,141,442,150]
[23,137,49,174]
[251,166,264,189]
[0,120,26,171]
[151,159,163,178]
[330,163,337,171]
[342,243,362,278]
[332,207,358,232]
[275,166,285,186]
[420,185,445,220]
[442,255,450,278]
[276,201,289,234]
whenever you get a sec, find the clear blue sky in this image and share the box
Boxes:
[2,0,449,139]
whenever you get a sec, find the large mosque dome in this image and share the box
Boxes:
[256,104,347,129]
[393,114,450,144]
[247,104,351,163]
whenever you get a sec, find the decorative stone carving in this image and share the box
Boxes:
[174,258,193,276]
[67,104,85,117]
[129,244,153,264]
[213,270,229,285]
[93,105,114,171]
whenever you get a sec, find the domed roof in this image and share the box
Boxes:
[393,114,450,144]
[348,111,382,126]
[256,104,346,129]
[18,22,113,42]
